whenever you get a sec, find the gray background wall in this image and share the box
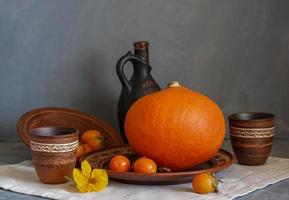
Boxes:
[1,0,289,141]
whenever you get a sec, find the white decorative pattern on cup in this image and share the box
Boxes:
[30,140,79,153]
[230,127,274,138]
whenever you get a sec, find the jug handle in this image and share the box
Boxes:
[116,51,147,92]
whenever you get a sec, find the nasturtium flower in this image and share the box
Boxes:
[73,160,108,192]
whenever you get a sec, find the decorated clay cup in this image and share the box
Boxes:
[228,112,275,165]
[29,127,79,184]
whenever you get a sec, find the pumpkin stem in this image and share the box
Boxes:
[168,81,181,88]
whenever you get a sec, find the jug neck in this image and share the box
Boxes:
[134,41,149,64]
[132,60,152,79]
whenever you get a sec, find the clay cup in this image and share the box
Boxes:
[29,127,79,184]
[228,112,275,165]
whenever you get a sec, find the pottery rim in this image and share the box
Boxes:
[228,112,275,122]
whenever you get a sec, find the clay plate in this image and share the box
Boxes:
[82,145,236,185]
[17,107,123,148]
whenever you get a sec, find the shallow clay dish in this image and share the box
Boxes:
[82,145,235,185]
[17,107,123,148]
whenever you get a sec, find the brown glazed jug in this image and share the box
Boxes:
[116,41,161,143]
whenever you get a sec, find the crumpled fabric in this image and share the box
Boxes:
[0,157,289,200]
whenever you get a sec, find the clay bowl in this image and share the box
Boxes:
[81,145,235,185]
[17,107,123,148]
[228,112,275,165]
[29,126,79,184]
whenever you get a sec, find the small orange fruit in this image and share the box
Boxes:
[109,155,131,172]
[192,173,221,194]
[76,145,84,158]
[87,138,103,151]
[76,144,92,158]
[81,130,101,144]
[133,157,157,173]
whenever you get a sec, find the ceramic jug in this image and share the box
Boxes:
[116,41,161,143]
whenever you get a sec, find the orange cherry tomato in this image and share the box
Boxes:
[81,130,101,144]
[76,144,92,159]
[192,173,221,194]
[86,138,103,151]
[133,157,157,173]
[109,155,131,172]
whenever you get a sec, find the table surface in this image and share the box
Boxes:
[0,139,288,200]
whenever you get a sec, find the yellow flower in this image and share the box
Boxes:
[73,160,108,192]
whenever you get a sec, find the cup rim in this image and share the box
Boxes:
[29,126,79,138]
[228,112,275,121]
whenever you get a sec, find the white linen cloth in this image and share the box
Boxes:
[0,157,289,200]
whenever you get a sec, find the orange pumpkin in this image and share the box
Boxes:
[124,81,226,171]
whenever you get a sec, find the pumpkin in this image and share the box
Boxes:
[124,81,226,171]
